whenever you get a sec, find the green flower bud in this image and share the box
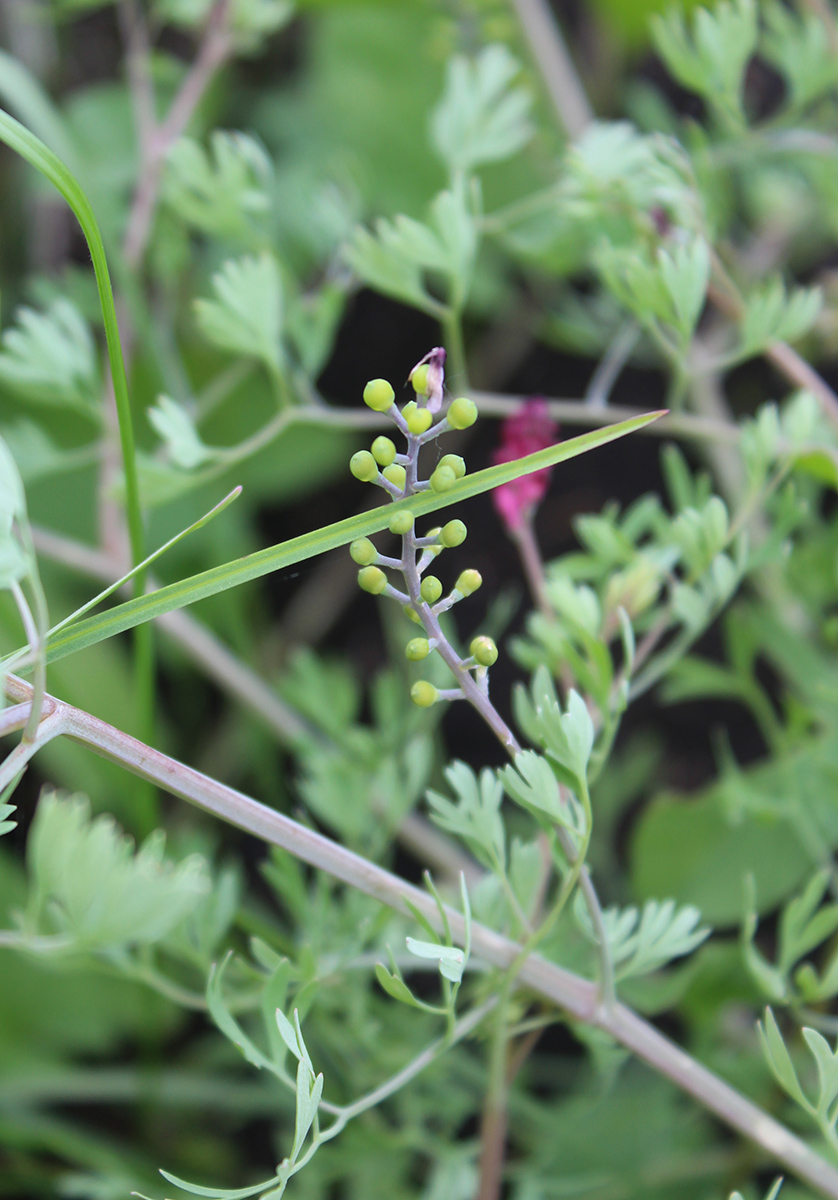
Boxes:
[389,511,414,535]
[411,364,430,395]
[447,396,478,429]
[439,453,465,479]
[383,463,406,490]
[350,450,379,482]
[350,538,377,566]
[403,401,433,435]
[358,566,387,595]
[411,680,438,707]
[405,637,431,661]
[371,436,396,466]
[439,519,467,548]
[456,569,482,596]
[363,378,395,412]
[404,606,423,624]
[470,636,498,666]
[420,575,443,603]
[430,464,457,493]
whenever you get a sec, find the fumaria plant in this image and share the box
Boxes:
[7,2,838,1200]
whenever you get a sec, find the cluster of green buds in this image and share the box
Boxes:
[348,348,499,709]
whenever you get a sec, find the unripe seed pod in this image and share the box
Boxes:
[358,566,387,595]
[411,364,430,395]
[404,404,433,435]
[383,463,406,490]
[420,575,443,603]
[410,680,438,707]
[363,378,395,411]
[440,519,467,548]
[389,511,414,535]
[439,454,465,479]
[350,450,379,482]
[470,636,498,666]
[430,464,457,492]
[456,569,482,596]
[405,637,431,661]
[350,538,377,566]
[447,396,478,429]
[371,436,396,466]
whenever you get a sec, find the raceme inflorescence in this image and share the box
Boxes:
[348,348,505,723]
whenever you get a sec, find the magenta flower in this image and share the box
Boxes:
[492,398,559,532]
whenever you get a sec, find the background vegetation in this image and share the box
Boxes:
[6,2,838,1199]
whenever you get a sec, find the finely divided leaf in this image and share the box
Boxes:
[195,252,283,370]
[431,44,533,175]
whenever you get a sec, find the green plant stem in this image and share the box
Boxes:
[10,579,45,744]
[5,676,838,1198]
[442,309,469,392]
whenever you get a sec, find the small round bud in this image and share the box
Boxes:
[470,636,498,667]
[358,566,387,595]
[389,511,414,535]
[404,606,423,624]
[447,396,477,429]
[350,538,377,566]
[371,436,396,466]
[440,519,467,548]
[363,379,395,412]
[456,569,482,597]
[439,454,465,479]
[383,463,406,490]
[411,364,430,395]
[420,575,443,603]
[350,450,379,482]
[405,637,431,661]
[430,464,457,493]
[411,680,438,707]
[404,403,433,435]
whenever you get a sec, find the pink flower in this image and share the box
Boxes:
[492,398,559,533]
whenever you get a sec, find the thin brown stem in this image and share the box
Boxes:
[122,0,233,269]
[509,0,593,139]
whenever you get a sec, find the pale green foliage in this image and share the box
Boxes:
[430,44,533,177]
[756,1006,838,1152]
[498,749,586,838]
[0,431,28,590]
[275,1007,325,1163]
[761,1,838,111]
[405,936,465,983]
[0,298,99,411]
[651,0,757,125]
[345,178,477,315]
[730,1180,783,1200]
[739,280,822,360]
[163,131,272,241]
[148,395,218,470]
[562,122,701,233]
[194,252,283,369]
[576,895,710,980]
[513,665,594,791]
[154,0,294,49]
[26,790,210,949]
[744,871,838,1004]
[426,760,506,872]
[596,236,710,349]
[670,496,729,579]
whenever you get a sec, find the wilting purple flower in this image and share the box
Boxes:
[492,398,559,532]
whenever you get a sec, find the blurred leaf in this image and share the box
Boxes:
[27,790,210,949]
[148,396,219,470]
[163,131,272,241]
[431,44,532,176]
[195,253,283,371]
[0,299,99,412]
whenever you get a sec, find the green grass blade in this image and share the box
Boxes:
[0,106,144,577]
[29,412,663,666]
